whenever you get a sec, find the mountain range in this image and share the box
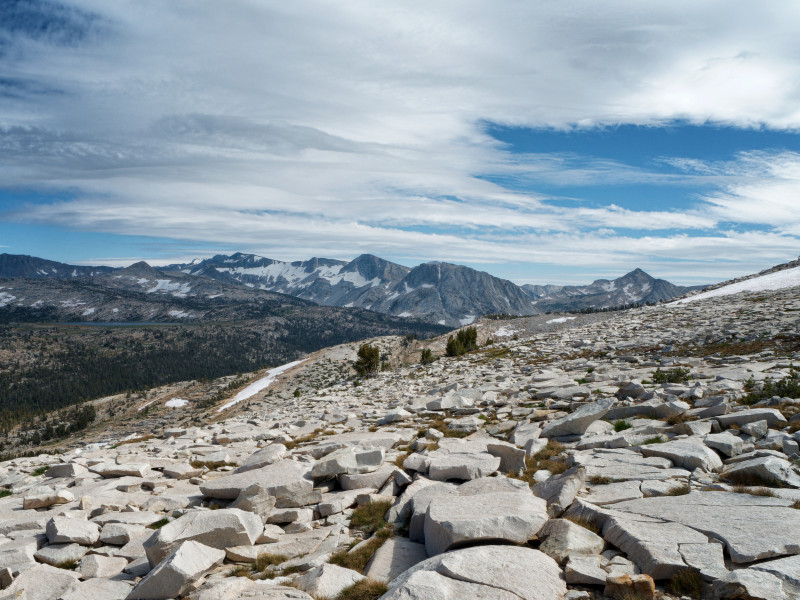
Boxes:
[0,253,702,325]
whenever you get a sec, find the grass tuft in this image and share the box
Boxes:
[329,526,393,573]
[0,489,12,498]
[55,560,78,570]
[667,568,703,599]
[335,578,390,600]
[350,501,393,534]
[640,435,665,445]
[731,485,777,497]
[147,517,170,529]
[588,475,614,485]
[30,466,48,477]
[667,484,691,496]
[189,460,238,471]
[613,420,632,432]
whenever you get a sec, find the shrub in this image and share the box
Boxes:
[420,348,436,364]
[652,367,691,384]
[350,500,393,534]
[745,372,800,404]
[354,344,380,378]
[446,327,478,357]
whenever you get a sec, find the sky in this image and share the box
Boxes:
[2,1,800,286]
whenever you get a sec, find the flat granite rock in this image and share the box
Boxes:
[612,491,800,564]
[383,545,567,600]
[424,490,548,556]
[199,459,313,500]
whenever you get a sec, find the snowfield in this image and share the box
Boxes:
[165,398,188,408]
[673,265,800,304]
[546,316,577,324]
[216,359,306,412]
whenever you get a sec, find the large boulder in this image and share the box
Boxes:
[723,456,800,488]
[423,489,548,556]
[541,398,614,438]
[382,545,566,600]
[22,485,74,509]
[311,446,385,477]
[235,444,288,473]
[639,439,723,472]
[127,540,225,600]
[0,563,79,599]
[46,516,100,546]
[143,508,262,566]
[199,459,313,500]
[538,518,605,564]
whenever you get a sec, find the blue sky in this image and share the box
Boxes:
[2,1,800,285]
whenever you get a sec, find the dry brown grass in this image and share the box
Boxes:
[564,515,601,535]
[335,579,390,600]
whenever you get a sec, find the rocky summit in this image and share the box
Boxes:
[2,283,800,600]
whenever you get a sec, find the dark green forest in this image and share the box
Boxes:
[0,308,448,431]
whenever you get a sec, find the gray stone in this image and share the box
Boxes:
[541,398,614,438]
[199,459,313,500]
[423,490,548,556]
[143,508,262,567]
[486,441,527,475]
[639,439,723,472]
[723,456,800,488]
[33,543,88,567]
[80,554,128,578]
[712,568,793,600]
[532,465,586,517]
[228,483,278,523]
[60,578,134,600]
[409,482,459,542]
[100,522,146,546]
[716,408,787,429]
[127,540,225,600]
[22,485,74,509]
[0,563,79,600]
[89,462,150,478]
[364,537,428,582]
[383,545,566,600]
[705,432,744,457]
[235,444,288,473]
[293,564,364,598]
[44,463,89,479]
[46,516,100,546]
[311,445,385,477]
[538,519,605,564]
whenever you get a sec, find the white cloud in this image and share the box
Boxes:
[1,1,799,284]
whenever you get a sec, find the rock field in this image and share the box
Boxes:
[2,285,800,599]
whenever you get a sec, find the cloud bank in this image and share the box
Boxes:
[1,0,800,284]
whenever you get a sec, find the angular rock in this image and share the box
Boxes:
[541,398,614,438]
[89,462,150,478]
[143,508,262,566]
[44,463,89,479]
[364,537,428,582]
[538,518,605,564]
[33,543,88,567]
[424,490,548,556]
[293,564,364,598]
[532,465,586,517]
[640,439,723,472]
[199,459,313,500]
[46,516,100,546]
[311,445,385,477]
[228,483,278,523]
[127,540,225,600]
[235,444,288,473]
[705,432,744,457]
[22,485,74,509]
[383,545,566,600]
[80,554,128,579]
[723,456,800,488]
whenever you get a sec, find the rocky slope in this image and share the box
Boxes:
[523,268,699,312]
[3,277,800,599]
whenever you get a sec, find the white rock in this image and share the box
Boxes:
[127,540,225,600]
